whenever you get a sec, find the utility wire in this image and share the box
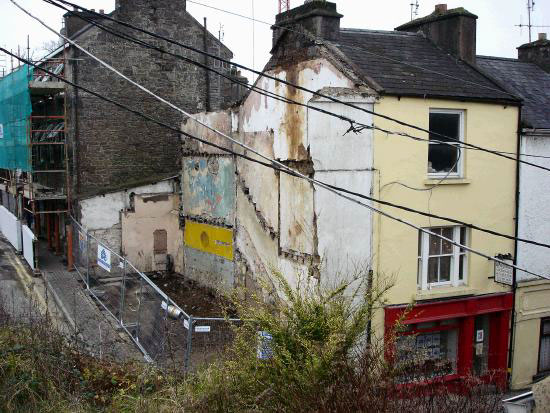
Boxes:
[46,1,550,166]
[12,0,550,256]
[3,46,548,281]
[42,0,464,153]
[43,0,550,172]
[185,0,516,98]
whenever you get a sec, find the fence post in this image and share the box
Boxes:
[185,315,193,373]
[119,258,127,326]
[136,276,144,340]
[66,223,73,271]
[85,233,90,289]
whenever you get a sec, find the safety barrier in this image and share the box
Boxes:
[0,206,22,252]
[70,216,240,371]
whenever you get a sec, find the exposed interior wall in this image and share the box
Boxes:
[511,280,550,389]
[79,180,174,254]
[181,111,236,291]
[121,193,182,273]
[234,58,375,295]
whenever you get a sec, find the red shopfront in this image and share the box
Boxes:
[385,292,513,386]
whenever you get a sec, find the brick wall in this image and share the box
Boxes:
[65,0,235,199]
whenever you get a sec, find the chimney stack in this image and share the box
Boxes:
[63,8,108,39]
[395,4,478,65]
[272,1,342,48]
[518,33,550,73]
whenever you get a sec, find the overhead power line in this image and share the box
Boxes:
[17,1,550,250]
[43,0,550,172]
[47,1,550,164]
[13,0,550,258]
[185,0,516,98]
[3,46,548,282]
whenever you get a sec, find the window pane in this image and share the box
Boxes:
[429,229,441,255]
[539,336,550,372]
[397,328,458,382]
[428,112,460,174]
[428,144,459,174]
[543,320,550,335]
[418,232,422,257]
[460,227,467,245]
[428,257,438,283]
[439,256,451,282]
[430,113,460,141]
[441,228,453,254]
[459,255,465,280]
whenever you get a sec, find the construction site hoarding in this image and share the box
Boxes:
[0,65,33,171]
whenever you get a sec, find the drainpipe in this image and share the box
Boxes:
[203,17,211,112]
[508,104,523,386]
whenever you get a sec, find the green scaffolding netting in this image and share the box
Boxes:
[0,65,33,172]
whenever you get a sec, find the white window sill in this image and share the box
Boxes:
[416,286,477,301]
[424,178,471,186]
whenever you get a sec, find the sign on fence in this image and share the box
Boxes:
[97,244,112,272]
[257,331,273,360]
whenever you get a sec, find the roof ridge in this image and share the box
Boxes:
[340,28,419,36]
[477,55,520,62]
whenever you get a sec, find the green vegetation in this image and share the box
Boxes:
[0,272,503,412]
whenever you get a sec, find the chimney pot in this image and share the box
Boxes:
[91,9,95,12]
[100,9,105,14]
[539,33,547,41]
[435,4,447,13]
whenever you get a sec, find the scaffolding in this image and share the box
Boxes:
[25,56,69,258]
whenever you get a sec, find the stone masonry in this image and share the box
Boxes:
[65,0,238,200]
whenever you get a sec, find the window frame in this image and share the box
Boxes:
[538,317,550,373]
[418,226,468,290]
[428,109,465,179]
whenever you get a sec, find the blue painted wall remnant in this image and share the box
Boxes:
[182,156,235,225]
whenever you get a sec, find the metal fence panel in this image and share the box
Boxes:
[86,235,125,321]
[68,215,240,372]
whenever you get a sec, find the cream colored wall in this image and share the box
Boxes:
[371,96,517,310]
[511,280,550,389]
[121,194,183,273]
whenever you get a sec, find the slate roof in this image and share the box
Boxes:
[477,56,550,129]
[334,29,518,102]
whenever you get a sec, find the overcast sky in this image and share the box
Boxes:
[1,0,549,77]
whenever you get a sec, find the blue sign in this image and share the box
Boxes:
[257,331,273,360]
[97,244,111,272]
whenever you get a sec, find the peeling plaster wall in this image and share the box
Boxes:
[121,194,182,273]
[179,58,376,295]
[79,180,174,253]
[235,58,375,291]
[180,111,237,289]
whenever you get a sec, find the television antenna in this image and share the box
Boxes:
[515,0,550,42]
[410,1,419,21]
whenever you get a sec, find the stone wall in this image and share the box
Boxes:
[65,0,235,199]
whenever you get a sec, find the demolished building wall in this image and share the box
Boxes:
[181,56,376,295]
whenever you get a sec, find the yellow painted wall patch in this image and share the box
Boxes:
[184,219,234,261]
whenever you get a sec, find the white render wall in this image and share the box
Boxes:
[79,180,174,253]
[517,132,550,281]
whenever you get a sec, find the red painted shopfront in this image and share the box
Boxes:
[385,292,513,385]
